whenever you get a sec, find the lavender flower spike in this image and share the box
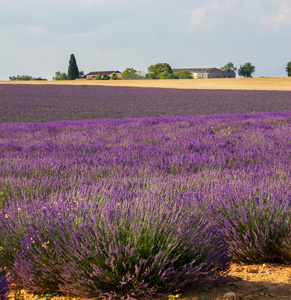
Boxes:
[0,271,9,300]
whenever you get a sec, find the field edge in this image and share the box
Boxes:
[1,77,291,91]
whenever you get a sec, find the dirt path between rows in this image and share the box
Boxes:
[175,263,291,299]
[8,264,291,300]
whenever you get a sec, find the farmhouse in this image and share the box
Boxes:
[86,71,122,79]
[220,68,236,78]
[172,68,236,79]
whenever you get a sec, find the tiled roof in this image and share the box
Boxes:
[172,68,220,72]
[221,68,234,72]
[87,71,121,76]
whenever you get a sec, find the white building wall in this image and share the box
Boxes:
[192,72,208,79]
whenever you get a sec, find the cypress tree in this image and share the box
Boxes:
[67,54,80,80]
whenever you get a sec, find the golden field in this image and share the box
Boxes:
[1,77,291,91]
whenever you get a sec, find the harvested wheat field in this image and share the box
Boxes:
[1,77,291,91]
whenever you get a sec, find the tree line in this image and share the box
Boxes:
[54,55,258,80]
[9,54,291,81]
[9,75,47,81]
[55,55,291,80]
[221,62,256,78]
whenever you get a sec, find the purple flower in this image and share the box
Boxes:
[0,271,9,300]
[1,109,291,297]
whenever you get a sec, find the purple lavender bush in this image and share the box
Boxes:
[0,271,9,300]
[191,182,291,263]
[1,111,291,297]
[0,192,231,298]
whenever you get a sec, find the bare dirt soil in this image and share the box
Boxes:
[8,264,291,300]
[175,263,291,300]
[1,77,291,91]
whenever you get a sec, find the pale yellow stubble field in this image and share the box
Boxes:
[1,77,291,91]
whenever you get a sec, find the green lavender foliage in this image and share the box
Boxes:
[0,193,230,298]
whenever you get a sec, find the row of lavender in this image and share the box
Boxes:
[2,84,291,123]
[1,112,291,298]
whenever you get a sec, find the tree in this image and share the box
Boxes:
[95,74,110,80]
[286,61,291,77]
[102,74,110,80]
[53,71,68,80]
[221,62,237,73]
[173,70,193,79]
[67,54,80,80]
[111,73,118,80]
[34,77,47,81]
[238,62,255,78]
[159,71,174,79]
[136,71,145,79]
[121,68,138,80]
[147,63,173,79]
[9,75,44,81]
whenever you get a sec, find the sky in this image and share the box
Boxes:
[1,0,291,80]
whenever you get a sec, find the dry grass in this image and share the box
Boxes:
[1,77,291,91]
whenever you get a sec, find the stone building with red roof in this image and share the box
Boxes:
[86,71,121,79]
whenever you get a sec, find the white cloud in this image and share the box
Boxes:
[3,25,46,36]
[2,0,130,6]
[262,2,291,31]
[28,26,46,35]
[187,0,238,31]
[188,7,207,30]
[58,0,129,5]
[1,0,290,80]
[208,0,233,11]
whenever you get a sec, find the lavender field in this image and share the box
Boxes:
[2,84,291,123]
[1,111,291,298]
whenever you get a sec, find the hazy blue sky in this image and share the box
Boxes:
[1,0,291,80]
